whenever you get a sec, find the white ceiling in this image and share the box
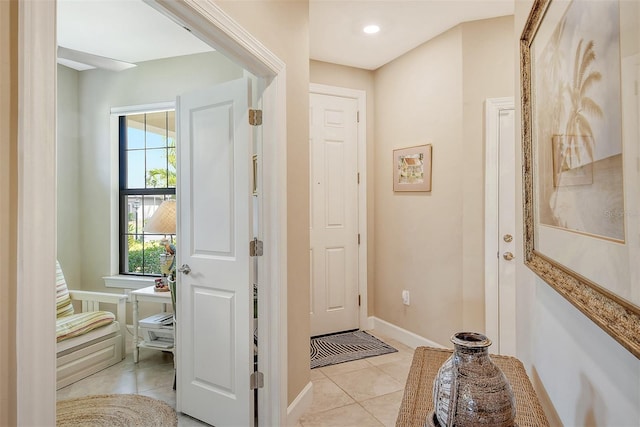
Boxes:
[58,0,514,72]
[57,0,213,68]
[310,1,514,70]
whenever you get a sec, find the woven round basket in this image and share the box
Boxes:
[57,394,177,426]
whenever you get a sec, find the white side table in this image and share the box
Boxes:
[132,285,174,363]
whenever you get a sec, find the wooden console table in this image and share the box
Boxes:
[396,346,549,427]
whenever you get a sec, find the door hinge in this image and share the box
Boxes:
[357,172,360,184]
[357,234,361,245]
[250,238,264,257]
[358,294,361,307]
[357,111,360,123]
[250,371,264,389]
[249,109,263,126]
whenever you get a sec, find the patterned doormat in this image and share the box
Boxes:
[310,330,398,369]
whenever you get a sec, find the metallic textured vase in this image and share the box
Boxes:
[432,332,516,427]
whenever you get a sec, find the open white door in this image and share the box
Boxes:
[176,77,254,426]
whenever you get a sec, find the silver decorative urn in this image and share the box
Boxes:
[432,332,516,427]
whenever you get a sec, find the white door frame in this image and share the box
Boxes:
[309,83,368,331]
[484,97,515,355]
[17,1,288,425]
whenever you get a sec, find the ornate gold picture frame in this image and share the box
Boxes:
[521,0,640,358]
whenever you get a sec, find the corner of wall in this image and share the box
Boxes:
[286,381,313,426]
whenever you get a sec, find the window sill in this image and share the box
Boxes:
[103,275,156,290]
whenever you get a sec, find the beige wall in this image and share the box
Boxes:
[198,0,312,405]
[57,65,81,289]
[374,26,464,346]
[0,0,17,424]
[514,1,640,425]
[309,60,376,313]
[373,17,515,346]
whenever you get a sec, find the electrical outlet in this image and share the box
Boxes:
[402,290,410,306]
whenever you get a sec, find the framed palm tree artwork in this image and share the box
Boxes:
[533,0,623,241]
[521,0,640,359]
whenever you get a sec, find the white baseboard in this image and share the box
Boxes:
[363,316,374,330]
[369,316,446,350]
[286,381,313,426]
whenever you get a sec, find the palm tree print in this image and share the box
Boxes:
[562,38,603,170]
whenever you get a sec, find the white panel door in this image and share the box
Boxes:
[177,78,253,426]
[497,108,516,356]
[485,98,516,356]
[309,93,359,336]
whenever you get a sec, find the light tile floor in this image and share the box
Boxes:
[299,333,414,427]
[56,331,414,427]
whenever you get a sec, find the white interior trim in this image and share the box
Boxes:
[370,317,446,350]
[103,275,156,290]
[17,0,57,424]
[286,381,313,426]
[260,67,289,426]
[110,102,175,115]
[147,0,283,76]
[484,97,515,355]
[20,0,287,424]
[309,83,368,332]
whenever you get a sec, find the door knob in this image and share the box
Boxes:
[178,264,191,275]
[503,252,515,261]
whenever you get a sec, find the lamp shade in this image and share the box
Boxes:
[144,200,176,234]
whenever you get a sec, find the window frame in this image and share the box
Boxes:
[118,109,176,276]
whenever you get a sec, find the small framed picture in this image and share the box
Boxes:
[393,144,432,192]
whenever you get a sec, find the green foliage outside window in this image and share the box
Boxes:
[127,240,164,274]
[146,146,176,188]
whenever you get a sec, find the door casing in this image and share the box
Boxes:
[17,1,287,425]
[309,84,368,333]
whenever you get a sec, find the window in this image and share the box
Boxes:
[119,110,176,275]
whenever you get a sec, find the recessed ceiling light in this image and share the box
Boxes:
[363,25,380,34]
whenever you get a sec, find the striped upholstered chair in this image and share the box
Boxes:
[56,261,127,389]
